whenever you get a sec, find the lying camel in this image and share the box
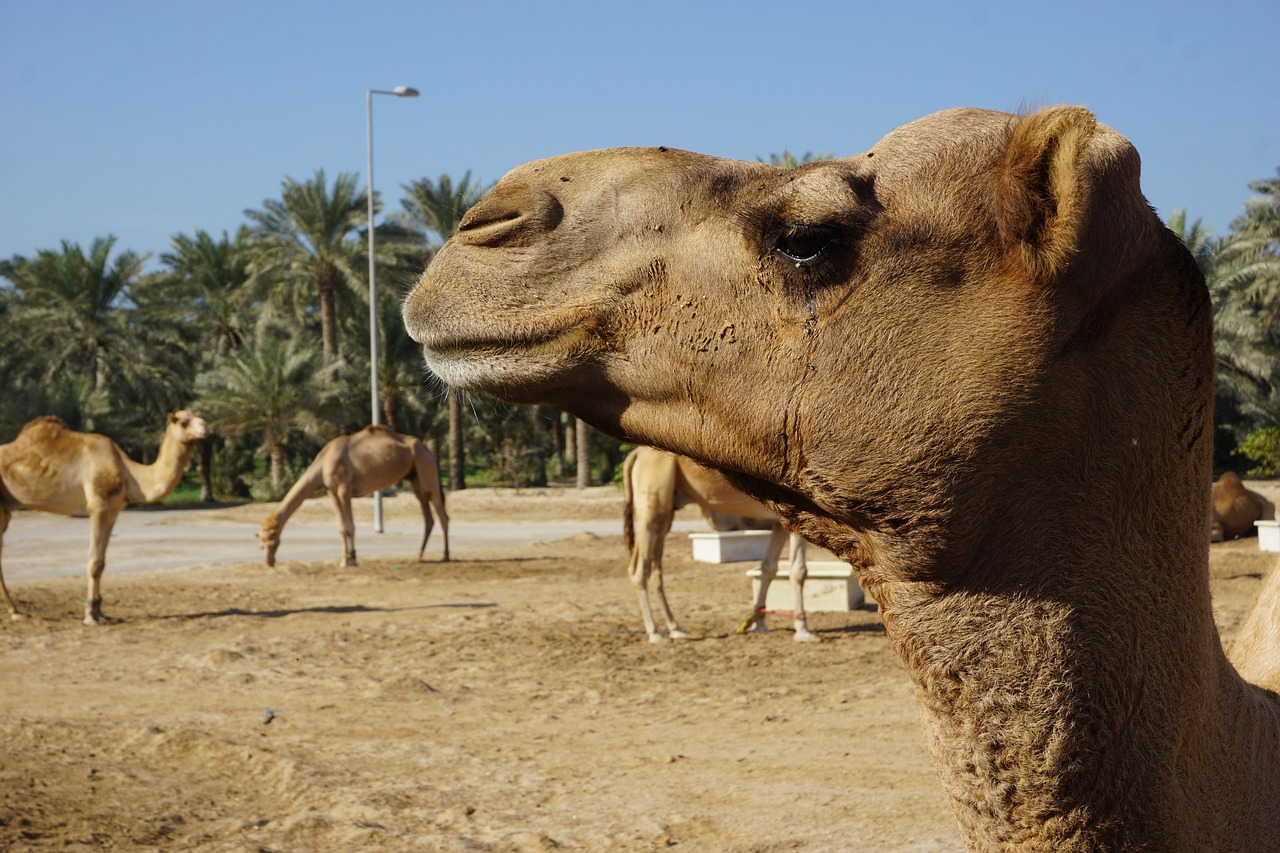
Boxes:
[1211,470,1275,540]
[623,445,813,642]
[258,425,448,567]
[404,106,1280,850]
[0,411,208,624]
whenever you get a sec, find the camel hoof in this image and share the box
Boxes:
[83,615,105,627]
[669,628,691,640]
[647,633,667,644]
[751,622,771,635]
[794,630,818,643]
[9,612,27,621]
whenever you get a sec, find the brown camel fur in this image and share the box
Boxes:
[404,106,1280,850]
[258,425,448,568]
[1210,470,1275,540]
[622,445,812,642]
[0,411,208,624]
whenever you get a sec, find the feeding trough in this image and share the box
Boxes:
[1258,520,1280,552]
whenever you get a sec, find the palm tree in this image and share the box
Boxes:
[1207,172,1280,468]
[149,227,257,499]
[159,227,255,360]
[244,170,369,373]
[760,150,836,168]
[1213,169,1280,331]
[398,171,493,489]
[194,331,340,497]
[0,237,188,437]
[1174,174,1280,471]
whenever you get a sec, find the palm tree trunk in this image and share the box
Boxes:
[575,418,591,489]
[317,269,340,381]
[382,384,400,433]
[448,388,466,490]
[564,411,576,473]
[269,441,287,498]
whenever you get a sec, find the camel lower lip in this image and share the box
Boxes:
[419,332,583,393]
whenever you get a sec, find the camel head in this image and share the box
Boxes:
[404,106,1211,584]
[258,513,281,567]
[169,410,209,444]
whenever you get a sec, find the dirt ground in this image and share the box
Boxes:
[3,486,1277,853]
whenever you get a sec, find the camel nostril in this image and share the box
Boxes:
[455,181,563,248]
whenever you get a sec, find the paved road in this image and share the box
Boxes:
[3,505,705,582]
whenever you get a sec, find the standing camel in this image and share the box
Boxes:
[0,411,209,624]
[623,446,812,642]
[258,425,448,567]
[405,106,1280,849]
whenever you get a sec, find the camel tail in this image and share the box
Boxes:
[622,448,638,553]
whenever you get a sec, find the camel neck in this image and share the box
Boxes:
[876,535,1269,850]
[120,429,193,504]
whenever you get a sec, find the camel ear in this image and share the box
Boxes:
[994,106,1101,282]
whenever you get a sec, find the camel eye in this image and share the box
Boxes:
[774,226,832,264]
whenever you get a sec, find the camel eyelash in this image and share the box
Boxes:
[772,225,838,267]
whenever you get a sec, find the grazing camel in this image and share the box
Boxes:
[258,425,448,567]
[404,106,1280,850]
[623,445,812,642]
[0,411,209,624]
[1210,470,1275,540]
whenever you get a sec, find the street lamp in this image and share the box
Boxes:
[366,84,419,533]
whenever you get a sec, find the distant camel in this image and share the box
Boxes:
[258,425,448,567]
[0,411,209,624]
[405,106,1280,849]
[1210,471,1275,540]
[623,446,812,643]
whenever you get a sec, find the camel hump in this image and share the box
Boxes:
[19,415,71,439]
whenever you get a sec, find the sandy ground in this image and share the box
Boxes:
[3,485,1278,852]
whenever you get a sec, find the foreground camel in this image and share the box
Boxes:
[1211,470,1275,540]
[0,411,209,624]
[258,425,448,567]
[623,445,813,642]
[405,106,1280,850]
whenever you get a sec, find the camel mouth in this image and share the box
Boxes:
[420,333,583,394]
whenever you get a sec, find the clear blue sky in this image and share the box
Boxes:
[2,0,1276,269]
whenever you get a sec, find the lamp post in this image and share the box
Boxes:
[367,84,419,533]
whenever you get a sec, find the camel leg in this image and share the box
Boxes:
[427,462,450,562]
[330,487,357,567]
[788,533,815,642]
[84,503,121,625]
[0,503,23,620]
[748,524,790,635]
[628,509,685,642]
[414,454,449,562]
[627,542,662,643]
[649,535,688,641]
[413,490,435,563]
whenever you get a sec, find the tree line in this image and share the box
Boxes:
[1,159,1277,504]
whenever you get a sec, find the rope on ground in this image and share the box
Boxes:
[737,608,805,633]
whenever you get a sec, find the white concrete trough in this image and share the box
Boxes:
[1258,520,1280,553]
[689,530,774,563]
[746,561,868,612]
